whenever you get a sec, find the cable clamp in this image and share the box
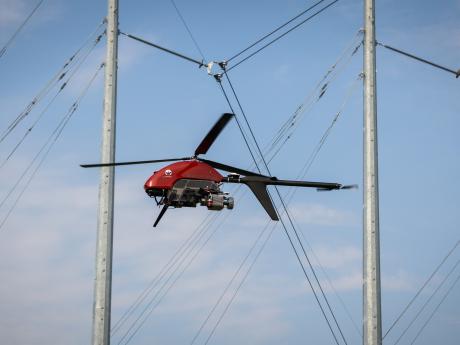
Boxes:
[206,61,215,75]
[218,60,227,70]
[205,61,228,75]
[205,61,227,73]
[352,45,360,56]
[205,62,224,82]
[214,73,223,82]
[95,34,103,44]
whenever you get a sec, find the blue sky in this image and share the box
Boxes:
[0,0,459,344]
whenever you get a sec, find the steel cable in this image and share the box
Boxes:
[116,209,232,345]
[222,71,348,344]
[227,0,328,63]
[202,223,278,345]
[0,19,106,143]
[169,0,206,61]
[111,212,217,333]
[393,258,460,345]
[111,211,220,335]
[227,0,340,72]
[0,0,46,59]
[410,273,460,344]
[377,41,460,78]
[118,1,340,74]
[189,217,272,345]
[0,62,104,231]
[216,78,343,345]
[286,76,363,338]
[383,239,460,338]
[267,35,362,161]
[0,31,105,170]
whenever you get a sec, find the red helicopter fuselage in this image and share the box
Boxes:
[144,160,234,211]
[144,160,223,191]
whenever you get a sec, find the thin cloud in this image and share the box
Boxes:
[382,270,414,291]
[0,0,27,27]
[313,245,361,269]
[0,0,61,29]
[289,202,357,227]
[328,271,362,291]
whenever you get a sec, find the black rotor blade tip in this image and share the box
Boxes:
[194,113,234,156]
[341,184,359,190]
[80,157,189,168]
[317,184,358,191]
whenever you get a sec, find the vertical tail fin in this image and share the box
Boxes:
[244,181,279,221]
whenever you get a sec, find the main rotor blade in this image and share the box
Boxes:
[241,176,343,190]
[198,158,267,177]
[194,113,234,156]
[80,157,190,168]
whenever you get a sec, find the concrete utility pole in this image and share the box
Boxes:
[363,0,382,345]
[91,0,118,344]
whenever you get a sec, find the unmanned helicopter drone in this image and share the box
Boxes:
[81,113,355,227]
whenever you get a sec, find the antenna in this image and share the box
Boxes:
[91,1,118,344]
[363,0,382,344]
